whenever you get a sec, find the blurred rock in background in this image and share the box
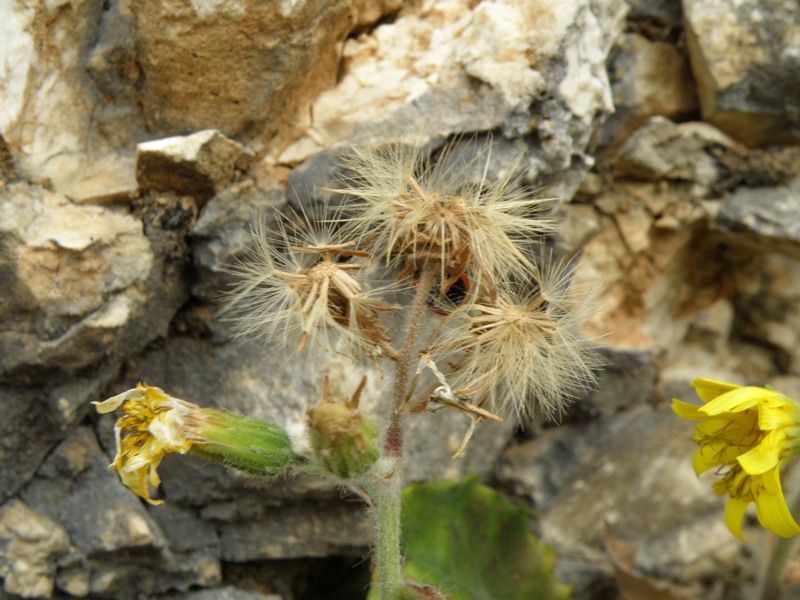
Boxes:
[1,0,799,598]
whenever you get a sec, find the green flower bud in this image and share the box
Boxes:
[307,376,380,479]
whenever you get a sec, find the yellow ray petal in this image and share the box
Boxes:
[700,387,766,416]
[759,403,796,431]
[754,477,800,539]
[737,431,784,475]
[724,497,749,541]
[692,378,742,403]
[672,399,703,420]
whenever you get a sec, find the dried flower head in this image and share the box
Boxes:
[221,209,394,360]
[429,261,602,421]
[335,139,554,297]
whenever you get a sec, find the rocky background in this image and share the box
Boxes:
[2,0,800,599]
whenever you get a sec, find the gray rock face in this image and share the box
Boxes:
[569,347,657,420]
[684,0,800,146]
[497,404,742,598]
[14,427,222,599]
[614,116,742,184]
[716,176,800,257]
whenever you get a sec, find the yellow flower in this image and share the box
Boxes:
[673,378,800,540]
[94,383,299,504]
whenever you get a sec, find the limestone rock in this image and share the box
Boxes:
[0,369,121,507]
[0,183,187,382]
[727,252,800,374]
[218,502,371,561]
[683,0,800,146]
[0,0,142,196]
[190,179,286,305]
[19,427,222,599]
[136,130,254,202]
[0,0,398,198]
[0,500,70,599]
[21,427,165,555]
[569,348,657,420]
[278,0,628,199]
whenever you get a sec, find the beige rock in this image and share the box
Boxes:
[0,0,399,195]
[0,0,140,195]
[601,33,698,148]
[61,154,138,205]
[131,0,399,142]
[136,130,253,201]
[0,500,70,599]
[4,185,151,319]
[0,183,188,377]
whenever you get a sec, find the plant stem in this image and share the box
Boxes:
[384,265,437,457]
[758,534,794,600]
[374,471,404,600]
[372,265,437,599]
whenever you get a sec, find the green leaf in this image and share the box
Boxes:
[371,477,570,600]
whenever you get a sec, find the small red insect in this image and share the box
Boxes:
[424,272,470,315]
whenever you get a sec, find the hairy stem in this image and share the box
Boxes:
[373,470,404,600]
[371,265,437,599]
[384,265,437,457]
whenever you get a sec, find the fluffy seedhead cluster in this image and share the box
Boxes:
[223,214,393,361]
[225,138,602,435]
[429,264,602,421]
[337,142,554,299]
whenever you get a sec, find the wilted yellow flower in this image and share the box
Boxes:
[94,383,299,504]
[336,139,553,296]
[222,211,393,359]
[673,378,800,540]
[94,384,194,504]
[429,262,601,421]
